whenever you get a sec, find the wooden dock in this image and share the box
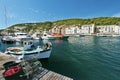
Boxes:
[40,71,73,80]
[0,52,73,80]
[32,68,73,80]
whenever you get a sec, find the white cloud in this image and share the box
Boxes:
[112,13,120,17]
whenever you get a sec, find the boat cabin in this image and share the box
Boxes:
[23,40,35,50]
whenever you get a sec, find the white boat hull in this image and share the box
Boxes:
[41,36,56,40]
[5,40,52,60]
[7,49,52,60]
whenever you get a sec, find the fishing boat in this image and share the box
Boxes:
[13,32,32,42]
[4,40,52,60]
[31,33,41,40]
[41,31,69,40]
[1,35,15,43]
[51,33,69,40]
[96,33,107,37]
[41,31,56,40]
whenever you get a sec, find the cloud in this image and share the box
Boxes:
[112,13,120,17]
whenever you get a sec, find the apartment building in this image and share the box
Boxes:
[80,24,95,35]
[65,25,80,34]
[96,25,120,34]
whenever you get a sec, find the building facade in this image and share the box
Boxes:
[65,25,80,34]
[80,24,95,35]
[96,25,120,34]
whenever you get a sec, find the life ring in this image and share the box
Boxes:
[24,42,27,45]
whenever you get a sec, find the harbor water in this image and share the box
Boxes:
[0,36,120,80]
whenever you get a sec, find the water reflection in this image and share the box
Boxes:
[68,36,94,47]
[54,39,63,43]
[95,36,120,44]
[42,39,50,44]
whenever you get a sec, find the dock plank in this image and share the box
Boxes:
[39,70,73,80]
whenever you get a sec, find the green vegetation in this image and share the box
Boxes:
[54,17,120,26]
[0,29,4,34]
[1,17,120,33]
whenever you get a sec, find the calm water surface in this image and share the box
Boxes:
[0,36,120,80]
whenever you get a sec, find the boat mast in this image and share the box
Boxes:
[4,3,7,28]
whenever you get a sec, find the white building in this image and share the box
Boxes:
[96,25,120,34]
[65,25,80,34]
[80,24,95,35]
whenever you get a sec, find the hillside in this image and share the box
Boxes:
[2,17,120,33]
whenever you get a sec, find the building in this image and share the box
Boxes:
[96,25,120,34]
[50,25,66,34]
[65,25,80,35]
[80,24,95,35]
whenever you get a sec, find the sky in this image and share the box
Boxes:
[0,0,120,29]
